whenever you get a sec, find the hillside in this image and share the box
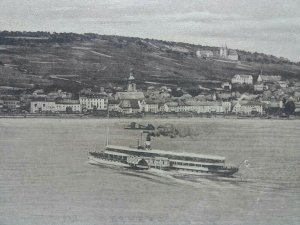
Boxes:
[0,31,300,92]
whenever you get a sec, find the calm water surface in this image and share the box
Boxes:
[0,118,299,225]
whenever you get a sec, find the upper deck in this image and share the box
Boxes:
[105,145,225,164]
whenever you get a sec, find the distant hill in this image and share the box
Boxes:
[0,31,300,92]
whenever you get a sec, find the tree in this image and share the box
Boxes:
[284,101,295,116]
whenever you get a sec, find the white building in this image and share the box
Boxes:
[159,103,169,113]
[79,94,108,111]
[221,82,232,91]
[254,83,264,92]
[140,100,159,113]
[196,50,214,58]
[30,100,56,113]
[220,45,239,61]
[165,101,231,114]
[231,74,253,85]
[55,99,81,113]
[30,99,81,113]
[232,101,263,115]
[257,75,281,83]
[227,50,239,61]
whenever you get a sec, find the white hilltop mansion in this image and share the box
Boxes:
[196,49,214,58]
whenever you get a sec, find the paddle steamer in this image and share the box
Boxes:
[88,134,238,176]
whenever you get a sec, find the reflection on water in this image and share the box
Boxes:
[0,118,299,225]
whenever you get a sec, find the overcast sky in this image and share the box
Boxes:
[0,0,299,61]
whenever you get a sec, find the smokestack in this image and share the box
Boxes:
[145,134,151,150]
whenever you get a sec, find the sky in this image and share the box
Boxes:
[0,0,299,61]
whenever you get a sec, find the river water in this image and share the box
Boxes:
[0,118,299,225]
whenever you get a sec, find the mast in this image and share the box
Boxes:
[105,127,109,146]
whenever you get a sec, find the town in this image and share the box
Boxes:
[0,46,299,118]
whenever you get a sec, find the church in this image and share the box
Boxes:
[114,70,145,114]
[114,71,145,100]
[220,45,239,61]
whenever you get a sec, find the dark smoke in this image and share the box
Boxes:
[148,123,216,138]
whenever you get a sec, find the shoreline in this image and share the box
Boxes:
[0,113,298,120]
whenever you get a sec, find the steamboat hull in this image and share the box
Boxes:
[88,151,238,177]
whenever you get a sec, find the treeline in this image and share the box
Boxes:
[0,31,100,45]
[238,50,295,65]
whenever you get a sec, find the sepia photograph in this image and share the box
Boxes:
[0,1,299,224]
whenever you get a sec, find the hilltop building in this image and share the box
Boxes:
[220,45,239,61]
[196,50,214,59]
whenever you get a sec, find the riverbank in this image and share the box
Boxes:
[0,113,298,120]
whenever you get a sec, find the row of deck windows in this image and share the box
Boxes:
[172,162,203,167]
[107,148,224,164]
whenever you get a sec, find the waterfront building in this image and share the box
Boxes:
[79,94,108,111]
[119,99,141,114]
[159,103,169,113]
[1,96,21,110]
[30,100,56,113]
[232,101,263,115]
[265,101,283,115]
[108,99,121,112]
[55,99,81,113]
[140,100,159,113]
[165,101,178,112]
[166,100,229,114]
[294,102,300,115]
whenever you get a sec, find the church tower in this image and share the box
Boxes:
[127,70,136,92]
[220,44,228,59]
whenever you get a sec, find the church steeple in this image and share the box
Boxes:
[127,69,136,92]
